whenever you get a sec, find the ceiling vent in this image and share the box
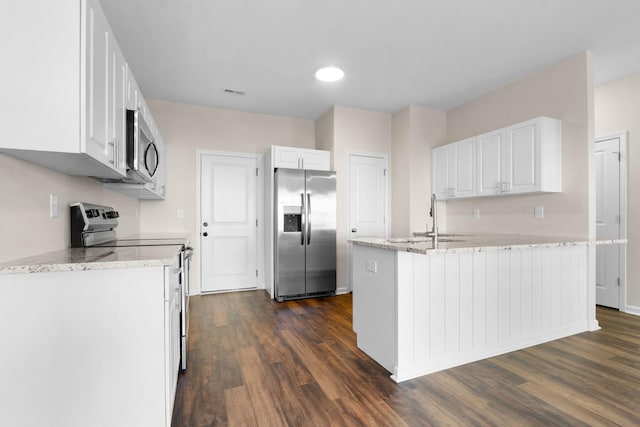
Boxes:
[223,88,245,95]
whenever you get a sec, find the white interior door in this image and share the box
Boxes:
[595,137,621,308]
[349,155,387,239]
[200,153,258,293]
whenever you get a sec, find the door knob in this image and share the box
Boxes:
[351,228,357,233]
[203,222,208,227]
[202,232,208,237]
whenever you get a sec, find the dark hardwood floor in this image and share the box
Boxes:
[172,291,640,426]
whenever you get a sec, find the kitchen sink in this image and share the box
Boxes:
[387,236,466,244]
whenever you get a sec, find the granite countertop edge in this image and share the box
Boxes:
[0,246,182,275]
[350,234,627,255]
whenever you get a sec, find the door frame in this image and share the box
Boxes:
[595,132,627,311]
[346,152,389,293]
[196,150,264,295]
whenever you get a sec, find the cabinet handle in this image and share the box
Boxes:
[301,158,304,169]
[108,141,115,164]
[114,138,119,168]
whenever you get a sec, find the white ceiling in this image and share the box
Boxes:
[100,0,640,120]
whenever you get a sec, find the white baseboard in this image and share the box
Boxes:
[336,285,350,295]
[624,305,640,316]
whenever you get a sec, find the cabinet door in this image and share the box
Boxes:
[272,146,302,169]
[300,149,330,171]
[432,138,476,200]
[504,119,539,194]
[452,138,476,198]
[83,0,111,165]
[476,130,504,196]
[126,66,141,111]
[83,0,126,177]
[109,43,127,174]
[432,145,453,199]
[164,260,181,426]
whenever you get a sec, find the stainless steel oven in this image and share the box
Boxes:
[180,245,193,370]
[70,202,192,371]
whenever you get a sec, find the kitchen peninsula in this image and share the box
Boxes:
[350,234,621,382]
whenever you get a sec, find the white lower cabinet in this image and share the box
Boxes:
[0,256,181,427]
[434,117,561,200]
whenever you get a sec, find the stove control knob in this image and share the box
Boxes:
[105,211,120,219]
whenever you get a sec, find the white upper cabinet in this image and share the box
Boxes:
[0,0,128,179]
[82,0,127,176]
[433,117,561,200]
[432,137,476,199]
[476,130,506,196]
[478,117,562,196]
[504,117,562,194]
[272,146,331,171]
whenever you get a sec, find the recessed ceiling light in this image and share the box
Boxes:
[315,66,344,82]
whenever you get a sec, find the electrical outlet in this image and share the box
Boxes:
[534,206,544,219]
[365,260,377,274]
[472,208,480,220]
[49,194,59,218]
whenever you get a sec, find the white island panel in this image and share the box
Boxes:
[351,241,596,383]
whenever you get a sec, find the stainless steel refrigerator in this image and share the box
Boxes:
[274,168,336,302]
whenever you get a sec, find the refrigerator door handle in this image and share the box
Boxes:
[300,193,306,245]
[307,193,311,245]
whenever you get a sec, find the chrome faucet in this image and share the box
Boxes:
[430,193,438,240]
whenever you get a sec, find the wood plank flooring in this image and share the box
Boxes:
[172,291,640,426]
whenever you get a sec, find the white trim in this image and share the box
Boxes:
[624,305,640,316]
[595,133,627,311]
[346,152,390,292]
[196,150,264,295]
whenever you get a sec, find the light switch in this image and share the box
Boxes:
[49,194,59,218]
[472,208,480,220]
[177,209,185,219]
[534,206,544,219]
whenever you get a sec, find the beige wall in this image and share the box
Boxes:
[315,107,335,167]
[595,71,640,309]
[391,107,411,236]
[142,99,315,294]
[332,106,392,291]
[0,154,140,262]
[408,105,448,234]
[391,105,447,236]
[444,52,594,239]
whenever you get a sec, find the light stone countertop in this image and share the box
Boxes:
[0,245,182,275]
[350,233,626,255]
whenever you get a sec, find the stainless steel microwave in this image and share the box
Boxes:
[126,109,159,184]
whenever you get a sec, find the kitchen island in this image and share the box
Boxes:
[350,234,622,382]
